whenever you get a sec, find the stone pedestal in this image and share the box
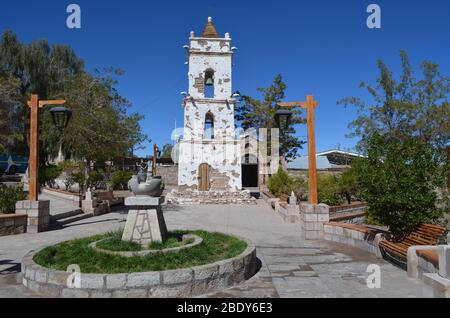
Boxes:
[123,196,167,247]
[81,191,99,215]
[300,203,330,240]
[15,200,50,233]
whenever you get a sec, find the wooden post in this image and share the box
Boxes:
[153,144,157,176]
[28,95,39,201]
[279,95,319,204]
[26,95,66,201]
[305,96,318,205]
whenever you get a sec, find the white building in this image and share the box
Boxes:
[177,18,242,192]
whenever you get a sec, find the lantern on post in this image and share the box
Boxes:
[50,106,72,132]
[275,108,293,130]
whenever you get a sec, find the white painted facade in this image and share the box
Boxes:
[178,18,242,191]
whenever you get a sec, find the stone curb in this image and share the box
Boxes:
[89,234,203,257]
[21,235,257,298]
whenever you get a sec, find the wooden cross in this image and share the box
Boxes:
[27,95,66,201]
[279,95,319,205]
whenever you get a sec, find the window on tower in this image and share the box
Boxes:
[204,69,215,98]
[204,112,215,140]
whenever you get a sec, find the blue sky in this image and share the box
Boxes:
[1,0,449,157]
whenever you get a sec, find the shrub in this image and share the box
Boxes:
[110,170,133,190]
[338,167,361,204]
[317,173,344,206]
[0,185,26,214]
[39,164,63,187]
[88,169,105,190]
[268,167,295,197]
[356,134,447,237]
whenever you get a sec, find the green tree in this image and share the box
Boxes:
[356,134,446,237]
[338,167,361,204]
[161,144,173,158]
[61,70,148,193]
[339,50,449,151]
[317,174,344,206]
[235,74,306,161]
[0,30,84,156]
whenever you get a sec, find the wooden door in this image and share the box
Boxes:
[198,163,211,191]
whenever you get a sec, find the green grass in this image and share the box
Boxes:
[96,231,142,252]
[33,230,247,274]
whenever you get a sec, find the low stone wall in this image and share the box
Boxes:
[42,188,81,204]
[329,203,367,215]
[323,222,383,258]
[157,165,178,187]
[21,238,258,298]
[329,211,366,224]
[16,200,50,233]
[274,202,300,223]
[0,214,27,236]
[261,191,299,223]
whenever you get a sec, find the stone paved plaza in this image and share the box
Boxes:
[0,199,425,298]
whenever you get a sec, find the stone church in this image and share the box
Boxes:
[177,17,243,193]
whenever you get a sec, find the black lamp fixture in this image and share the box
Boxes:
[50,106,72,132]
[275,108,293,129]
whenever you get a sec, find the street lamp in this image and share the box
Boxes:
[26,95,67,201]
[275,108,293,129]
[50,106,72,132]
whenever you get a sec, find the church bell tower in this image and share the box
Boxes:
[178,17,242,192]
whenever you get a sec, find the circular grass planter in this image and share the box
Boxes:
[22,231,258,298]
[89,234,204,257]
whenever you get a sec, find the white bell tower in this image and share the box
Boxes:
[178,17,242,192]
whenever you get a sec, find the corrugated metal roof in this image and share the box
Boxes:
[287,156,333,170]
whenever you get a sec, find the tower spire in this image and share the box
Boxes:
[201,17,219,38]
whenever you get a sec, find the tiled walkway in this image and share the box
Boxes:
[0,201,425,298]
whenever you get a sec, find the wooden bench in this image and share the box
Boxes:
[379,224,446,264]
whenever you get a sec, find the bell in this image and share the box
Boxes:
[205,77,214,86]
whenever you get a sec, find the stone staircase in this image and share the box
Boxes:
[50,209,93,228]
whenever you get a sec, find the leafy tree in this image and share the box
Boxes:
[39,164,63,188]
[356,134,446,237]
[0,31,148,193]
[110,170,133,190]
[0,77,22,153]
[338,167,361,204]
[317,174,344,206]
[339,50,449,151]
[60,70,148,193]
[0,31,85,156]
[235,74,306,161]
[161,144,173,158]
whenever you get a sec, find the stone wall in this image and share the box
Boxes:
[22,238,258,298]
[300,203,330,240]
[323,222,384,258]
[156,165,178,186]
[0,214,27,236]
[15,200,50,233]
